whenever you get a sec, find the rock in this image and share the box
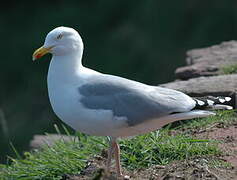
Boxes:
[175,41,237,80]
[160,74,237,108]
[30,134,77,149]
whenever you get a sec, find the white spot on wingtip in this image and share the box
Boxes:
[207,99,214,106]
[197,100,205,106]
[219,98,225,103]
[225,97,231,102]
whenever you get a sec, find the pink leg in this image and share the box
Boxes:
[106,138,128,178]
[114,140,122,176]
[105,139,115,175]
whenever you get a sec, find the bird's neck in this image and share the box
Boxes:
[48,52,83,83]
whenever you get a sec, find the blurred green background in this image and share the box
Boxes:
[0,0,237,163]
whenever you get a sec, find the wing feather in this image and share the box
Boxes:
[79,74,196,126]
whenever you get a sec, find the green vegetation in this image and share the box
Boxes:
[1,111,236,179]
[120,130,220,170]
[0,131,220,180]
[209,159,232,169]
[221,64,237,75]
[0,135,107,180]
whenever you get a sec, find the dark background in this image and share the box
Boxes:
[0,0,237,163]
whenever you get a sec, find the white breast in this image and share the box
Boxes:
[47,56,127,136]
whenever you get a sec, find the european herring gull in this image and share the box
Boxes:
[32,27,232,178]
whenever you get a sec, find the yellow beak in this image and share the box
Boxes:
[32,46,53,61]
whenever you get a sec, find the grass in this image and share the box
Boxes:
[120,130,220,170]
[209,159,232,169]
[0,132,107,180]
[221,63,237,74]
[0,111,236,179]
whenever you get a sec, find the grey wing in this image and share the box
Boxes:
[78,75,196,126]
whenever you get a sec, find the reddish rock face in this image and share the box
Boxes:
[160,41,237,109]
[175,41,237,80]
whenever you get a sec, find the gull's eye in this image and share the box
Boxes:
[56,34,63,40]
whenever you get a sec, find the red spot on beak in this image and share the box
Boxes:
[36,54,42,59]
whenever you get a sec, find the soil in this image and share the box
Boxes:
[64,121,237,180]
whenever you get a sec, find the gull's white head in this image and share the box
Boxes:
[33,27,84,60]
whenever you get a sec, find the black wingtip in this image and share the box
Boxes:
[193,96,233,110]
